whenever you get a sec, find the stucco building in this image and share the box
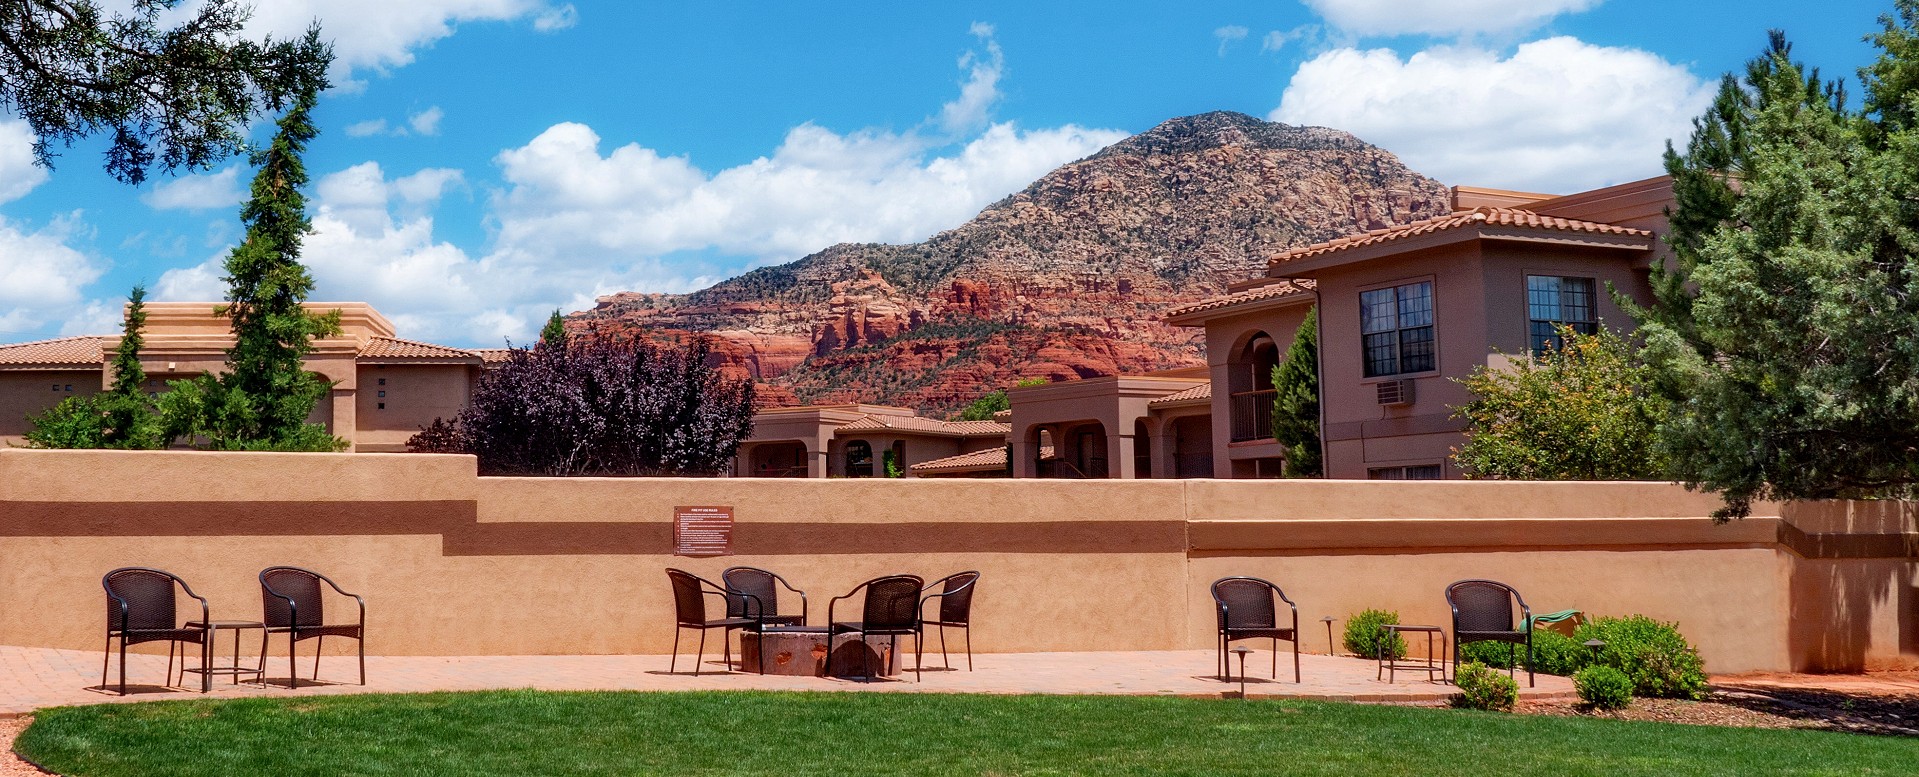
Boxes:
[0,302,501,451]
[736,404,1009,478]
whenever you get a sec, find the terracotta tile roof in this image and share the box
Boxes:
[358,336,481,361]
[910,445,1053,474]
[0,336,105,367]
[1148,383,1211,406]
[473,348,513,364]
[1268,207,1654,269]
[1165,279,1314,319]
[837,414,1011,438]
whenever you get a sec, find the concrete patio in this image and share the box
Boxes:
[0,643,1574,717]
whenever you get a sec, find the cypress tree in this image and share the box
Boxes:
[1271,307,1321,477]
[25,285,162,449]
[539,309,568,350]
[162,89,344,451]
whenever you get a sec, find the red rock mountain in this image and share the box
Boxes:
[577,111,1451,414]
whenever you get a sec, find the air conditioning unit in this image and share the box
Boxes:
[1376,379,1415,406]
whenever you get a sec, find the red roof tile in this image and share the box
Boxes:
[0,336,105,367]
[358,336,481,361]
[1148,383,1211,406]
[1165,280,1314,319]
[910,445,1053,474]
[836,414,1011,438]
[1267,207,1653,269]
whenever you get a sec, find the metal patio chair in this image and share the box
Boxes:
[826,574,924,682]
[1447,578,1534,687]
[1211,576,1301,683]
[667,568,753,675]
[260,566,367,689]
[103,567,209,696]
[920,571,980,671]
[722,566,811,674]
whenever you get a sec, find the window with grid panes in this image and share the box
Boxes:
[1526,275,1597,351]
[1359,281,1435,377]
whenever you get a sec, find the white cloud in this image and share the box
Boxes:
[1215,25,1249,56]
[1301,0,1601,38]
[58,299,126,337]
[345,119,390,137]
[938,24,1006,135]
[140,166,245,211]
[407,106,445,136]
[0,120,49,205]
[0,213,104,335]
[188,0,579,84]
[1261,26,1317,54]
[1273,37,1712,192]
[532,3,578,32]
[153,253,228,302]
[491,120,1126,265]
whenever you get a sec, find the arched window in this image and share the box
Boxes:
[846,440,874,477]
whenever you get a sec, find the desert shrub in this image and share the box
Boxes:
[1458,629,1594,676]
[1459,639,1522,669]
[1451,661,1517,711]
[1575,665,1634,710]
[1342,609,1406,660]
[1573,616,1707,700]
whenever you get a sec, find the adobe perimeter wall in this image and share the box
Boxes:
[1,449,1911,674]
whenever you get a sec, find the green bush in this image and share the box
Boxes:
[1575,665,1634,710]
[1343,609,1406,660]
[1573,616,1707,700]
[1458,630,1587,675]
[1451,661,1517,711]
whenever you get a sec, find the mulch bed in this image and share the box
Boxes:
[1518,686,1919,736]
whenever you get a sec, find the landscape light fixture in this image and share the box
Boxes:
[1321,616,1336,655]
[1229,645,1253,699]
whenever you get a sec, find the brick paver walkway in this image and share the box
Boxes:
[0,643,1574,716]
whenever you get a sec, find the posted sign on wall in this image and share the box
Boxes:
[673,506,734,557]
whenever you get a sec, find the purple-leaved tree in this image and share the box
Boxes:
[409,328,756,476]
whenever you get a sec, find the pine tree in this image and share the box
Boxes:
[1638,9,1919,518]
[25,285,162,449]
[539,309,568,350]
[1270,307,1321,477]
[161,89,344,451]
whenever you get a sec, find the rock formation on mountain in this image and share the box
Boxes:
[577,111,1452,415]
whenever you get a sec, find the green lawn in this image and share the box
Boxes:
[16,690,1918,776]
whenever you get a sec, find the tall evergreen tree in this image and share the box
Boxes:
[25,285,163,449]
[1637,8,1919,518]
[1271,307,1321,477]
[539,309,568,350]
[161,89,344,451]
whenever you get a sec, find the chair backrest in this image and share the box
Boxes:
[722,567,778,619]
[861,574,924,631]
[1211,577,1279,630]
[104,568,180,632]
[666,568,710,625]
[261,567,325,628]
[931,571,980,624]
[1447,579,1520,632]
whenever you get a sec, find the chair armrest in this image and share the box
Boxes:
[260,580,299,627]
[106,592,131,633]
[174,578,211,626]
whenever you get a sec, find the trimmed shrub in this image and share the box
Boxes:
[1575,665,1634,710]
[1458,630,1586,675]
[1573,616,1708,700]
[1451,661,1517,711]
[1343,609,1406,660]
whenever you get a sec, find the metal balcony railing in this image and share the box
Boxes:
[1229,389,1278,443]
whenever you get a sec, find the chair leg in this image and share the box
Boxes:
[289,632,299,690]
[1293,636,1301,683]
[119,636,128,696]
[1271,637,1278,680]
[1527,639,1535,688]
[315,635,325,682]
[257,629,269,687]
[100,634,112,693]
[862,635,874,683]
[166,640,177,688]
[200,634,210,693]
[963,626,973,671]
[721,628,733,673]
[670,627,682,674]
[939,624,950,670]
[912,633,920,683]
[359,637,367,686]
[694,629,706,678]
[823,630,833,679]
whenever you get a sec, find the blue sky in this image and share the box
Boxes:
[0,0,1890,347]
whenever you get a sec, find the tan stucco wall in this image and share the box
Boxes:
[3,449,1912,673]
[353,364,477,452]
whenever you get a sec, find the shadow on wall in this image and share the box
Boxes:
[1786,500,1919,672]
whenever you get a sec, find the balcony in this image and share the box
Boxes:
[1229,389,1277,443]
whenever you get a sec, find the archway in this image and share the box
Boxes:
[845,440,874,478]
